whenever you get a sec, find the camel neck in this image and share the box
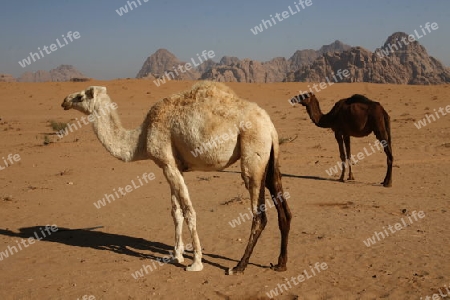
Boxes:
[305,98,330,128]
[91,103,145,162]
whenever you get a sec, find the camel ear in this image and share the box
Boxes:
[85,86,107,99]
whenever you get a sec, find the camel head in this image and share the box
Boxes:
[289,92,315,106]
[61,86,109,115]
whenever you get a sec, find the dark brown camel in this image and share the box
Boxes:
[290,93,393,187]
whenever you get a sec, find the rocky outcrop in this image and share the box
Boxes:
[201,40,351,83]
[136,48,200,80]
[137,34,449,85]
[317,40,352,55]
[0,74,16,82]
[17,65,86,82]
[285,33,450,84]
[288,49,318,72]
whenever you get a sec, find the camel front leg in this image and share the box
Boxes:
[170,193,185,263]
[163,165,203,271]
[343,135,354,180]
[335,132,346,182]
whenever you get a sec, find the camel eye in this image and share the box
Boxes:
[74,95,83,102]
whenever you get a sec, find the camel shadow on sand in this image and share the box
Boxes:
[0,226,268,272]
[220,170,339,182]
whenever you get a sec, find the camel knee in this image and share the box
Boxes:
[254,212,267,230]
[241,173,250,190]
[279,211,291,232]
[285,209,292,224]
[181,206,198,233]
[172,207,184,222]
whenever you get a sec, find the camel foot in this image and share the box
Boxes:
[226,267,244,275]
[270,263,287,272]
[382,182,392,187]
[339,178,345,182]
[348,175,355,181]
[185,262,203,271]
[174,256,184,263]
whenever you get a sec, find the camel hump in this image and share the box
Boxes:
[346,94,379,105]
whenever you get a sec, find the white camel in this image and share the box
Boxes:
[61,81,291,274]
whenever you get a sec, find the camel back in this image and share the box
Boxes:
[163,81,242,106]
[346,94,379,105]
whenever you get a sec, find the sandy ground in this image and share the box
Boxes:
[0,80,449,300]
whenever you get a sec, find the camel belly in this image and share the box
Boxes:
[175,133,241,171]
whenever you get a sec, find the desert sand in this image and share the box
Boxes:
[0,80,449,300]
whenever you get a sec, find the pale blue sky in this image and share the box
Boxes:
[1,0,449,79]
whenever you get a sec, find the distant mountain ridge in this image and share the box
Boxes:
[0,65,87,82]
[137,40,352,83]
[285,32,450,84]
[2,33,448,84]
[137,33,449,85]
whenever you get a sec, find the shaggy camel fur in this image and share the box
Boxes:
[290,93,393,187]
[61,81,291,274]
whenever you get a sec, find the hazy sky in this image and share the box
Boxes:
[1,0,449,80]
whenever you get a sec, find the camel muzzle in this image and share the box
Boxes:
[61,99,72,110]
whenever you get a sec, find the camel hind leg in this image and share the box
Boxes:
[227,145,270,275]
[265,144,291,271]
[373,110,393,187]
[335,132,347,182]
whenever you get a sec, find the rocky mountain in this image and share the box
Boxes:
[196,59,218,74]
[137,41,351,84]
[136,33,449,85]
[17,65,86,82]
[288,49,317,72]
[199,40,351,83]
[318,40,352,55]
[288,40,351,71]
[0,74,16,82]
[219,56,240,66]
[285,32,450,84]
[136,48,200,80]
[200,57,291,82]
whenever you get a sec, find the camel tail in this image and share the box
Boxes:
[265,135,282,192]
[265,131,291,211]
